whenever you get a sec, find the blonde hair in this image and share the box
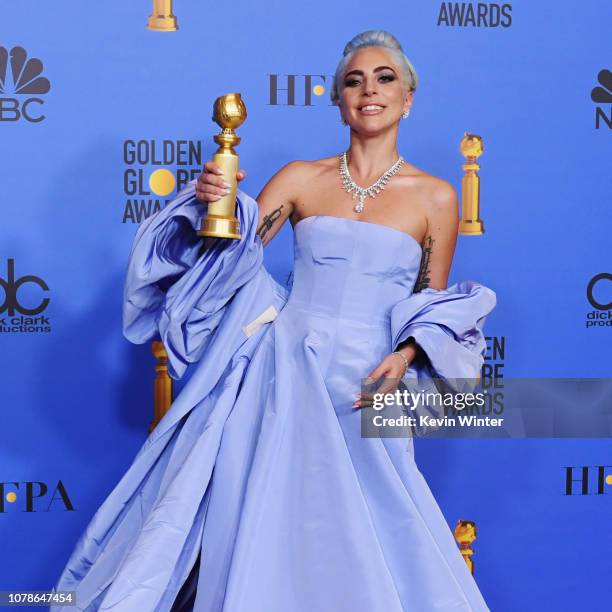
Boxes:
[330,30,418,106]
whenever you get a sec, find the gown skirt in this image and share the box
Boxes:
[51,180,497,611]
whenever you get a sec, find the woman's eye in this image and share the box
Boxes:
[345,75,395,87]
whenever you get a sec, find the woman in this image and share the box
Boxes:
[52,30,495,611]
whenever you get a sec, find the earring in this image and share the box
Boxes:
[402,109,410,119]
[341,117,348,125]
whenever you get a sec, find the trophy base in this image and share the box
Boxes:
[198,215,241,239]
[147,15,178,31]
[459,220,484,236]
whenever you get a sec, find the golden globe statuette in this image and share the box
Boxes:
[150,340,173,433]
[459,133,484,235]
[454,519,478,574]
[198,93,246,239]
[147,0,178,31]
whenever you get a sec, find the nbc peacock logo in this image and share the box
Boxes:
[0,46,51,123]
[590,69,612,130]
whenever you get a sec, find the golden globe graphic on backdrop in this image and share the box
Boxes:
[459,133,485,235]
[436,2,513,27]
[481,335,506,416]
[122,139,203,223]
[0,46,51,122]
[147,0,178,31]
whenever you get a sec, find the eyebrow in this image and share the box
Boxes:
[344,66,397,78]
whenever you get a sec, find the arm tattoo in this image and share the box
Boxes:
[257,205,284,241]
[285,269,294,290]
[413,235,434,293]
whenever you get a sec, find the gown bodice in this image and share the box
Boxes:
[286,214,423,328]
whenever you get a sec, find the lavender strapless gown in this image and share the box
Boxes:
[51,180,496,611]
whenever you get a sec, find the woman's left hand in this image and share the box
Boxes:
[353,346,417,409]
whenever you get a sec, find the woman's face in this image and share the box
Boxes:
[338,46,412,133]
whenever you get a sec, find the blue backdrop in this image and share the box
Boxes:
[1,2,611,610]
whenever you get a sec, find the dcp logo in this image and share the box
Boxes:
[587,273,612,310]
[0,258,50,316]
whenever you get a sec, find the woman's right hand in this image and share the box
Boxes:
[195,161,247,203]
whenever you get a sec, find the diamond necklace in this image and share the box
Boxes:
[339,150,406,213]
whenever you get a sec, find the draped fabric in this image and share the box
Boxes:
[52,183,495,611]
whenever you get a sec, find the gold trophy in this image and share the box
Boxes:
[147,0,178,31]
[454,519,478,574]
[459,133,484,235]
[198,93,247,239]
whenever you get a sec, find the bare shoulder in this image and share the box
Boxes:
[429,176,458,209]
[257,159,312,205]
[400,163,458,212]
[265,158,310,186]
[272,157,333,180]
[290,155,338,179]
[261,158,326,195]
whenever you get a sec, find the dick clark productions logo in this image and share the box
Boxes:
[0,259,51,333]
[0,46,51,123]
[586,273,611,328]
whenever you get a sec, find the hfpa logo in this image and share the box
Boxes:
[0,46,51,123]
[0,481,75,512]
[267,74,334,107]
[564,466,612,496]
